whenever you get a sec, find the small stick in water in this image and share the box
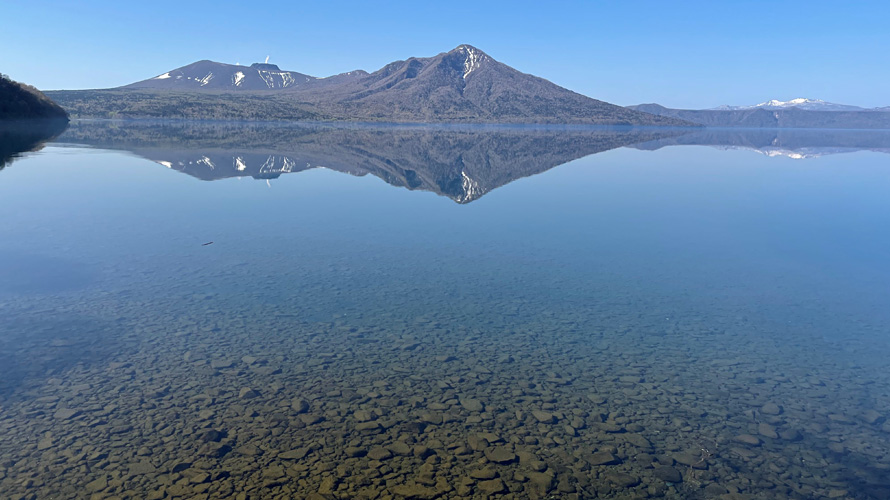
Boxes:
[202,242,214,246]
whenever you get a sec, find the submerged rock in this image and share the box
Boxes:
[588,451,620,466]
[653,466,682,483]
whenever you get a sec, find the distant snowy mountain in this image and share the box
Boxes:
[712,98,866,112]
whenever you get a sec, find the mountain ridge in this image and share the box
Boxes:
[628,102,890,129]
[46,45,693,126]
[123,59,368,92]
[710,98,870,112]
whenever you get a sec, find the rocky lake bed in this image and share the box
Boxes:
[1,275,888,500]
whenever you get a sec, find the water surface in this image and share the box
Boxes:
[1,122,889,500]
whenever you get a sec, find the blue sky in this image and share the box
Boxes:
[2,0,889,108]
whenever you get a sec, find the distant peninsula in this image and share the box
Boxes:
[0,74,69,120]
[46,45,691,126]
[629,100,890,129]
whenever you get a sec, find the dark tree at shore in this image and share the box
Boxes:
[0,74,69,120]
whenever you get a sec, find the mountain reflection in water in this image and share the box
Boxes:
[37,121,890,203]
[53,122,690,203]
[0,119,69,169]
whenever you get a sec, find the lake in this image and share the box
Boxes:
[1,121,889,500]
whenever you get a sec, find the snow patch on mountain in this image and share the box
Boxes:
[461,46,483,79]
[197,156,215,169]
[234,156,247,171]
[459,170,482,203]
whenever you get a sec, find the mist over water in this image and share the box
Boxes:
[1,123,889,499]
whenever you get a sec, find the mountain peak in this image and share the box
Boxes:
[448,44,489,79]
[760,98,822,107]
[125,60,314,91]
[250,62,281,71]
[451,44,484,54]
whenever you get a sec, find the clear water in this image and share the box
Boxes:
[1,122,889,500]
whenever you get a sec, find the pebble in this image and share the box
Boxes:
[484,446,516,464]
[53,408,80,420]
[526,471,554,492]
[588,451,619,466]
[86,477,108,492]
[469,468,497,480]
[356,421,382,433]
[188,471,211,484]
[734,434,762,446]
[761,402,783,415]
[623,433,652,448]
[460,398,484,412]
[367,447,392,460]
[37,436,54,451]
[779,428,802,441]
[532,410,556,424]
[234,444,261,456]
[704,484,729,496]
[353,409,374,422]
[299,414,323,425]
[607,472,640,488]
[673,453,708,469]
[758,422,778,439]
[291,399,310,413]
[279,448,310,460]
[861,409,884,425]
[390,484,438,499]
[210,359,233,369]
[653,466,682,483]
[171,463,192,473]
[387,442,412,456]
[238,387,259,399]
[128,462,156,475]
[478,478,506,494]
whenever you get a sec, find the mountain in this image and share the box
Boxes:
[711,98,866,112]
[46,45,692,126]
[0,74,69,120]
[52,121,689,203]
[123,60,367,91]
[628,103,890,129]
[281,45,689,125]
